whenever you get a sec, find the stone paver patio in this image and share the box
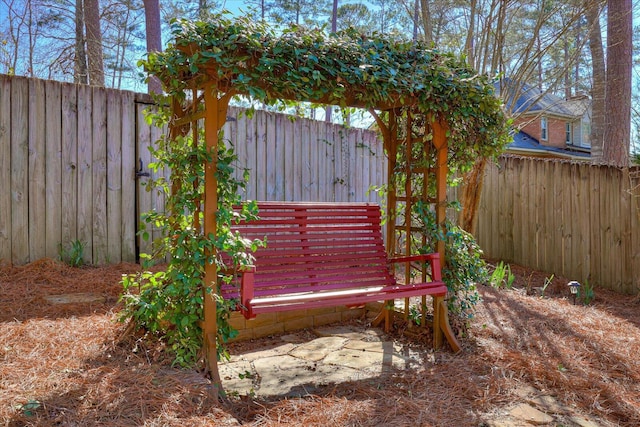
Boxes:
[220,324,602,426]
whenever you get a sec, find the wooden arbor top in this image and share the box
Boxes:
[148,18,506,139]
[143,15,509,383]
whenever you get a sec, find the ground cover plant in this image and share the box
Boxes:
[1,258,639,426]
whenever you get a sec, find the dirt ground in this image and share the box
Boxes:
[1,258,639,426]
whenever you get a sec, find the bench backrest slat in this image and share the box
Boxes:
[221,202,401,299]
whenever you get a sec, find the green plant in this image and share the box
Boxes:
[414,202,487,320]
[142,15,510,173]
[490,261,515,289]
[579,280,595,305]
[540,274,554,297]
[408,303,425,326]
[58,239,85,267]
[120,123,262,367]
[17,400,41,417]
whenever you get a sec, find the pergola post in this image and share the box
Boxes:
[432,118,449,350]
[202,86,233,388]
[373,109,452,349]
[432,119,448,260]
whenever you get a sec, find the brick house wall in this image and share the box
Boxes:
[516,115,570,148]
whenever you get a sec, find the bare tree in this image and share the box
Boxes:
[143,0,162,94]
[586,0,605,161]
[84,0,104,85]
[74,0,88,83]
[0,0,37,75]
[603,0,632,166]
[419,0,433,44]
[325,0,338,122]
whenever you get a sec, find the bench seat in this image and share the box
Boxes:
[220,202,460,352]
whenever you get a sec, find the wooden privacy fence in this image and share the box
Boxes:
[5,75,638,295]
[222,107,385,203]
[0,75,386,266]
[0,75,138,266]
[476,156,640,294]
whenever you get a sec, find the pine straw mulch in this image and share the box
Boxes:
[0,258,639,426]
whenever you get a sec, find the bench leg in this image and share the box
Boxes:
[434,297,462,353]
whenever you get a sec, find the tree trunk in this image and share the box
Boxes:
[464,0,476,67]
[564,37,571,99]
[458,157,486,235]
[74,0,88,84]
[412,0,419,41]
[586,1,605,161]
[326,0,338,122]
[603,0,632,166]
[84,0,104,86]
[419,0,432,44]
[490,0,506,77]
[143,0,163,94]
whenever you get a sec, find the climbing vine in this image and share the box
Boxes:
[143,14,510,172]
[120,109,261,367]
[125,14,510,365]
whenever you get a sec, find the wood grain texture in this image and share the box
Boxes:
[222,202,446,318]
[10,77,29,264]
[77,84,94,264]
[44,80,62,259]
[135,103,152,256]
[28,78,46,261]
[106,89,123,263]
[0,76,11,264]
[120,90,137,262]
[91,87,108,264]
[61,83,78,253]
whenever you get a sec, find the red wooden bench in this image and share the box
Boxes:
[220,202,461,352]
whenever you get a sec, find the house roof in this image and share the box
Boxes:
[563,95,591,117]
[496,79,577,119]
[508,131,591,160]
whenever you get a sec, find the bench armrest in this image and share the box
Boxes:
[388,252,442,281]
[239,265,256,317]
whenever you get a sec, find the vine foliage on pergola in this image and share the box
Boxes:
[131,14,509,388]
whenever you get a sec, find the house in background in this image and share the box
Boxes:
[497,80,591,160]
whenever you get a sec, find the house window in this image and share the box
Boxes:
[541,117,548,140]
[566,122,572,145]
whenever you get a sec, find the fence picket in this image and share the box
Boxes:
[631,170,640,293]
[28,78,46,262]
[620,168,633,294]
[121,91,136,262]
[273,114,285,200]
[0,76,10,265]
[136,103,152,256]
[45,80,62,260]
[540,160,552,271]
[107,90,123,263]
[10,77,29,264]
[576,163,592,282]
[61,83,78,255]
[92,87,108,264]
[281,116,296,201]
[77,85,94,264]
[610,167,623,292]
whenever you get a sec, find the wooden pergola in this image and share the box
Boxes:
[146,17,508,393]
[181,80,450,382]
